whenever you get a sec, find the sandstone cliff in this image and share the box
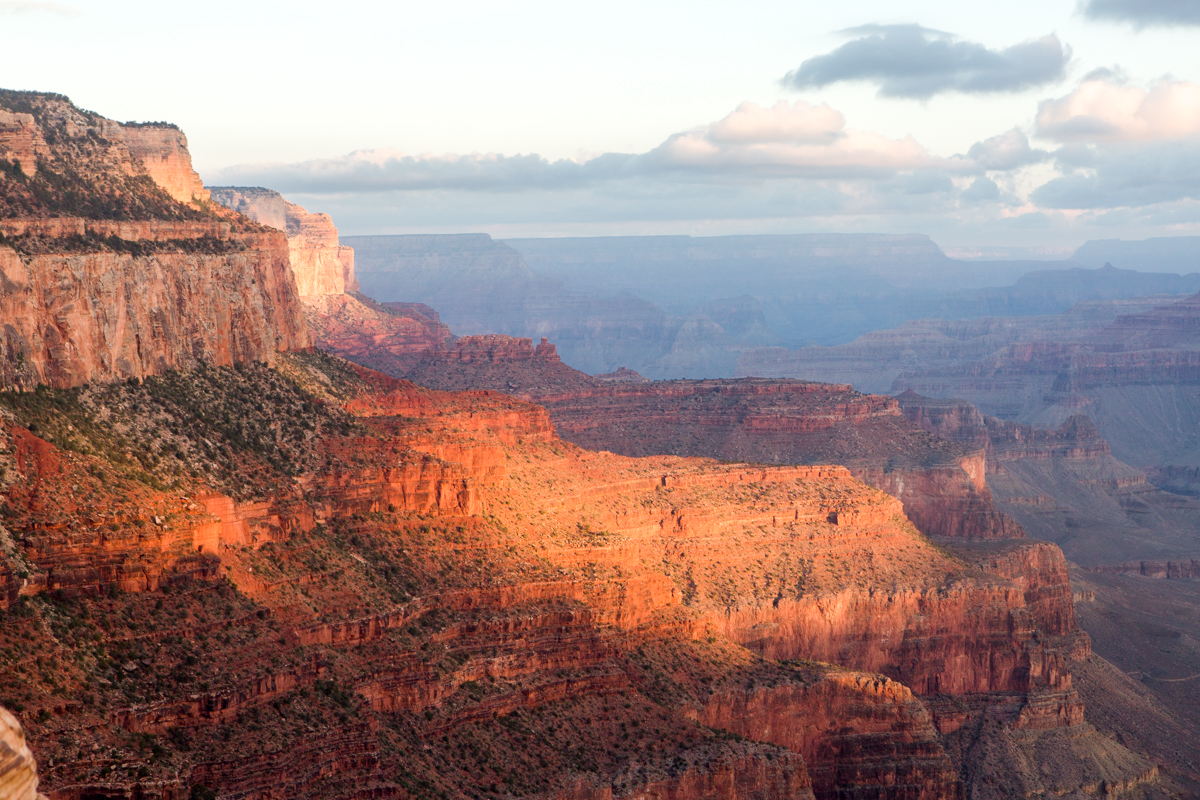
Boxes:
[0,91,309,389]
[120,124,210,205]
[208,187,357,296]
[897,392,1200,564]
[208,188,452,373]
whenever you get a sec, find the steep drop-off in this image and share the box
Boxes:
[208,187,357,297]
[0,353,1154,800]
[209,188,454,374]
[0,91,309,389]
[897,393,1200,564]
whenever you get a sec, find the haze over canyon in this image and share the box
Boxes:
[4,1,1200,797]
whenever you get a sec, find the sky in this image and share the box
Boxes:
[3,0,1200,251]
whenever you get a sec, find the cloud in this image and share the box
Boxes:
[212,150,637,194]
[781,24,1068,99]
[0,1,78,16]
[210,100,967,194]
[1032,139,1200,208]
[1082,0,1200,27]
[1037,75,1200,142]
[967,128,1051,170]
[961,176,1001,202]
[644,101,967,177]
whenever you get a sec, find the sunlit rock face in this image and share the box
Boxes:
[0,91,310,390]
[0,706,45,800]
[209,187,357,296]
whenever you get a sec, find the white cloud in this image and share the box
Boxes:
[211,100,969,192]
[646,101,957,178]
[1037,76,1200,142]
[0,1,78,16]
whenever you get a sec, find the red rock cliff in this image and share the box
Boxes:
[0,91,309,389]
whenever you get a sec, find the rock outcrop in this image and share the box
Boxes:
[396,338,1020,541]
[209,188,453,373]
[120,123,211,204]
[301,292,454,375]
[0,706,45,800]
[0,91,309,390]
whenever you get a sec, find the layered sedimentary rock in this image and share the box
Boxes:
[345,233,792,379]
[208,188,453,373]
[301,292,454,376]
[0,706,45,800]
[120,124,211,204]
[897,392,1200,564]
[406,334,596,397]
[0,352,1153,800]
[208,187,357,296]
[736,295,1180,395]
[0,91,309,389]
[398,337,1019,541]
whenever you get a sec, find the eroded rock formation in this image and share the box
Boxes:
[897,392,1200,564]
[0,91,309,390]
[208,187,357,296]
[0,352,1157,800]
[0,706,45,800]
[208,188,453,373]
[398,337,1020,541]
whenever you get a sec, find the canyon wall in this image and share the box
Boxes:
[208,188,452,372]
[119,124,210,204]
[0,91,309,390]
[396,336,1020,541]
[0,353,1157,800]
[208,187,357,296]
[898,392,1200,564]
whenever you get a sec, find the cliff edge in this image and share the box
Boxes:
[0,90,309,389]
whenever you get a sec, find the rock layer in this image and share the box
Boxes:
[0,354,1150,800]
[398,338,1020,541]
[898,392,1200,564]
[208,187,356,296]
[0,706,45,800]
[0,92,309,390]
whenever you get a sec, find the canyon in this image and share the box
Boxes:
[208,189,455,375]
[0,352,1166,800]
[739,289,1200,536]
[349,233,1200,379]
[401,335,1019,543]
[2,87,1197,800]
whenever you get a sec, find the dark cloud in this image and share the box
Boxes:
[1082,0,1200,27]
[961,176,1001,202]
[967,128,1051,170]
[1032,140,1200,208]
[782,24,1068,99]
[210,151,638,195]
